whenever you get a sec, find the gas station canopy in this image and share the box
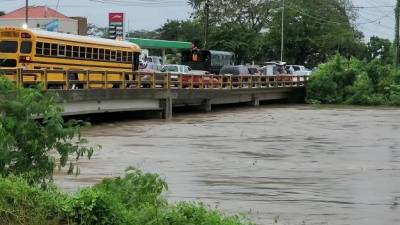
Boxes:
[127,38,192,49]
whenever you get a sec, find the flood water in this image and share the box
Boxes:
[55,105,400,225]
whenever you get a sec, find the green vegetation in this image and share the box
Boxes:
[0,169,251,225]
[306,54,400,106]
[0,78,95,186]
[123,0,363,67]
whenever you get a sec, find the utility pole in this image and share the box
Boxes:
[25,0,28,25]
[280,0,285,62]
[395,0,400,70]
[204,0,210,50]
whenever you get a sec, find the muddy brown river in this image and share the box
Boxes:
[55,105,400,225]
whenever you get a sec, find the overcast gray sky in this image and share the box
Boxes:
[0,0,396,40]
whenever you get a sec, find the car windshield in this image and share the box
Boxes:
[161,65,178,72]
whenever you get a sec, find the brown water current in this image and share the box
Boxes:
[55,105,400,225]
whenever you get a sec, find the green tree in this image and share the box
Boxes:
[367,36,392,64]
[208,22,261,63]
[265,0,365,67]
[188,0,278,32]
[0,78,95,186]
[126,29,160,39]
[158,19,203,46]
[0,11,5,17]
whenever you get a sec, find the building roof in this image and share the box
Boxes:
[128,38,192,49]
[0,6,70,19]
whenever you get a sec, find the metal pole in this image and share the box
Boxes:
[204,0,210,49]
[395,0,400,70]
[280,0,285,62]
[25,0,28,25]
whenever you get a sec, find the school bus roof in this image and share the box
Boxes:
[28,28,141,51]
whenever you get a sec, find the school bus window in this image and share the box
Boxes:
[127,52,132,62]
[122,51,127,62]
[66,45,72,57]
[116,51,122,62]
[58,45,65,56]
[72,46,79,58]
[35,42,43,55]
[93,48,99,60]
[0,41,18,53]
[79,47,86,58]
[20,41,32,54]
[51,43,58,56]
[43,43,50,55]
[111,51,116,61]
[105,49,110,61]
[87,47,93,59]
[99,49,105,60]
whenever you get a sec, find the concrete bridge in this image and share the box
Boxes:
[56,87,306,119]
[2,69,307,119]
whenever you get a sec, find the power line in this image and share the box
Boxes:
[87,0,188,7]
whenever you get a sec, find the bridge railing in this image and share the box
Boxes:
[0,69,308,90]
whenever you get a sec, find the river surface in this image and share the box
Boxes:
[55,105,400,225]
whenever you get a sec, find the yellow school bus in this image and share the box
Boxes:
[0,27,141,88]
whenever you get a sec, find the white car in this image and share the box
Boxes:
[286,65,312,76]
[161,64,192,74]
[160,64,192,79]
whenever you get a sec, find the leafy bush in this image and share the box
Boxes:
[0,169,252,225]
[0,77,96,185]
[0,176,65,225]
[94,167,168,209]
[307,54,400,106]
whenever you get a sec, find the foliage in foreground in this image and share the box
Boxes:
[306,55,400,106]
[0,168,251,225]
[0,77,95,186]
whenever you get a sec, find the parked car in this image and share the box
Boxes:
[286,65,312,76]
[247,66,261,75]
[160,64,191,73]
[219,65,252,75]
[139,62,162,72]
[182,70,220,88]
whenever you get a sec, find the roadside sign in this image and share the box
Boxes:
[108,13,124,40]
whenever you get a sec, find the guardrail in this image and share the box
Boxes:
[0,69,308,90]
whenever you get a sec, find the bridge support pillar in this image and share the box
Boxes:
[251,95,260,107]
[201,99,212,112]
[160,96,173,119]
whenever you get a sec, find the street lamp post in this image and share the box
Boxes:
[23,0,28,29]
[25,0,28,24]
[280,0,285,62]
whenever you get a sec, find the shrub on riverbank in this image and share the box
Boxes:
[306,55,400,106]
[0,77,96,186]
[0,168,251,225]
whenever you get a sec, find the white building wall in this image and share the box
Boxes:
[0,18,78,34]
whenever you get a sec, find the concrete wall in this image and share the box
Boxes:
[0,18,78,34]
[69,17,87,35]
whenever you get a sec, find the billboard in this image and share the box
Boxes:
[108,13,124,40]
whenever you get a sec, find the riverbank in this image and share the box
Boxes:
[0,168,251,225]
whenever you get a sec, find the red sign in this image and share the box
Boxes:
[109,13,124,23]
